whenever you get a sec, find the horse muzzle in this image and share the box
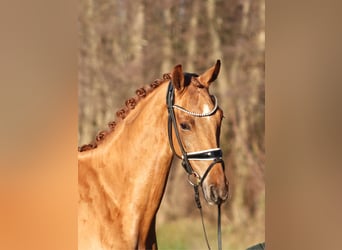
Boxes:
[201,161,229,205]
[205,180,229,205]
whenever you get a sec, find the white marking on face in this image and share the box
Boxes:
[203,104,211,114]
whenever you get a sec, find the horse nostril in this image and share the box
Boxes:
[209,184,228,204]
[221,189,228,201]
[210,185,219,202]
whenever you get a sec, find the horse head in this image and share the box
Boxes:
[168,60,229,205]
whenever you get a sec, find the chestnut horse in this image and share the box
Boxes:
[78,60,229,249]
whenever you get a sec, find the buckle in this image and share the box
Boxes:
[187,172,201,186]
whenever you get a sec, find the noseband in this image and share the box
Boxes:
[166,82,225,186]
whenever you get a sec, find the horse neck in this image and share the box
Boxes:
[80,81,173,216]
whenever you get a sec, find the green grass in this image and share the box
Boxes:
[156,215,264,250]
[157,217,229,250]
[156,220,197,249]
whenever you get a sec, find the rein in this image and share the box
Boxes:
[166,82,224,250]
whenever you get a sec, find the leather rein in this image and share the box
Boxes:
[166,82,224,250]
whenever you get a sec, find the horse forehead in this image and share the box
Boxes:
[189,88,214,111]
[184,84,210,103]
[175,89,211,118]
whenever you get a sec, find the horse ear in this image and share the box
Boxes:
[171,64,185,91]
[199,60,221,87]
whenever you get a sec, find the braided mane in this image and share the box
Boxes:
[78,73,171,152]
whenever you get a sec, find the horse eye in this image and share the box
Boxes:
[180,122,191,131]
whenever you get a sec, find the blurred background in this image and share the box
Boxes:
[78,0,264,249]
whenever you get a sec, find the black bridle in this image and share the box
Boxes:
[166,81,225,250]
